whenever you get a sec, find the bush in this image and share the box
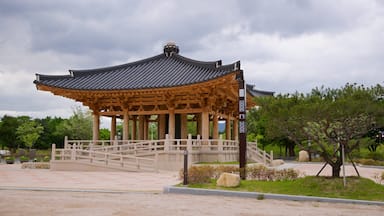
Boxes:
[180,165,299,184]
[21,162,50,169]
[356,159,384,166]
[43,155,50,162]
[5,156,15,164]
[19,155,29,163]
[180,166,215,184]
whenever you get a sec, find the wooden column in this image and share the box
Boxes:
[110,116,116,141]
[225,117,231,140]
[212,114,219,139]
[181,114,188,139]
[168,110,175,139]
[139,115,145,140]
[132,115,137,140]
[143,115,148,140]
[233,118,239,141]
[92,112,100,142]
[196,114,201,136]
[201,109,209,139]
[158,114,166,139]
[123,109,129,140]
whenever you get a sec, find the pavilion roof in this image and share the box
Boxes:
[34,43,240,91]
[246,84,274,97]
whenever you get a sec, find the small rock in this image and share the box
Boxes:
[216,172,240,187]
[271,159,284,166]
[298,150,309,162]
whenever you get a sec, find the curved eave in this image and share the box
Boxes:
[35,72,240,96]
[34,53,241,91]
[34,69,240,92]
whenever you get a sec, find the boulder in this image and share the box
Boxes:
[216,172,240,187]
[298,150,309,162]
[271,159,284,167]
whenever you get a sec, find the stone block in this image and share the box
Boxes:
[298,150,309,162]
[216,172,240,187]
[271,159,284,167]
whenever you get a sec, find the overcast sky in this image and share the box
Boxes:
[1,0,383,123]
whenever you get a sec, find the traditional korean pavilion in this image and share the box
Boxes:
[34,43,273,144]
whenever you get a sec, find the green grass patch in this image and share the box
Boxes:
[187,176,384,201]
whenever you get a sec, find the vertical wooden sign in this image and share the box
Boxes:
[237,71,247,180]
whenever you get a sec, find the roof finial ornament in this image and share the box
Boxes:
[164,42,179,57]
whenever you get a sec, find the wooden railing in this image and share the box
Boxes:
[52,144,157,172]
[52,135,273,172]
[247,142,273,165]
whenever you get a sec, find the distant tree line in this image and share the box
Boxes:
[0,107,95,152]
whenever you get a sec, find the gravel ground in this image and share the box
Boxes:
[1,190,383,216]
[0,163,383,215]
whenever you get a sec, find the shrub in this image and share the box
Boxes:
[180,165,299,184]
[180,166,215,184]
[19,155,29,163]
[212,165,239,179]
[21,162,50,169]
[5,156,15,164]
[356,159,384,166]
[43,155,50,162]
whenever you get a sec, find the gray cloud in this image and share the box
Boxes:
[0,0,383,120]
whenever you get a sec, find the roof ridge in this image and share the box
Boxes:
[173,54,240,71]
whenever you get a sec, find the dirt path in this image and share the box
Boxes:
[0,190,383,216]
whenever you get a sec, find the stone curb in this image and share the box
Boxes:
[163,186,384,206]
[0,187,160,194]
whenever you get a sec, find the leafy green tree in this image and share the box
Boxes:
[36,116,65,149]
[56,107,92,140]
[254,83,384,177]
[16,120,44,150]
[99,128,110,140]
[0,115,30,153]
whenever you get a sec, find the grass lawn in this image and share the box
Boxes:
[188,176,384,202]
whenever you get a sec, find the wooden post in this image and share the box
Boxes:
[225,117,231,140]
[237,70,247,180]
[233,119,239,141]
[212,114,219,140]
[71,144,77,160]
[139,115,145,140]
[201,109,209,140]
[158,114,166,139]
[165,134,170,151]
[64,136,68,149]
[51,144,56,161]
[181,114,188,139]
[168,110,175,139]
[123,109,129,141]
[110,116,117,141]
[132,115,137,140]
[92,112,100,143]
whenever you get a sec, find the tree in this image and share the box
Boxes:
[0,115,30,153]
[99,128,110,140]
[254,83,384,177]
[56,107,92,140]
[36,116,65,149]
[16,120,44,150]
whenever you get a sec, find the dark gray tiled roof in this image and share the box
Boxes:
[34,52,240,91]
[246,84,274,97]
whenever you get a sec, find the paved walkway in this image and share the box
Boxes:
[0,163,383,216]
[0,162,382,193]
[0,164,180,192]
